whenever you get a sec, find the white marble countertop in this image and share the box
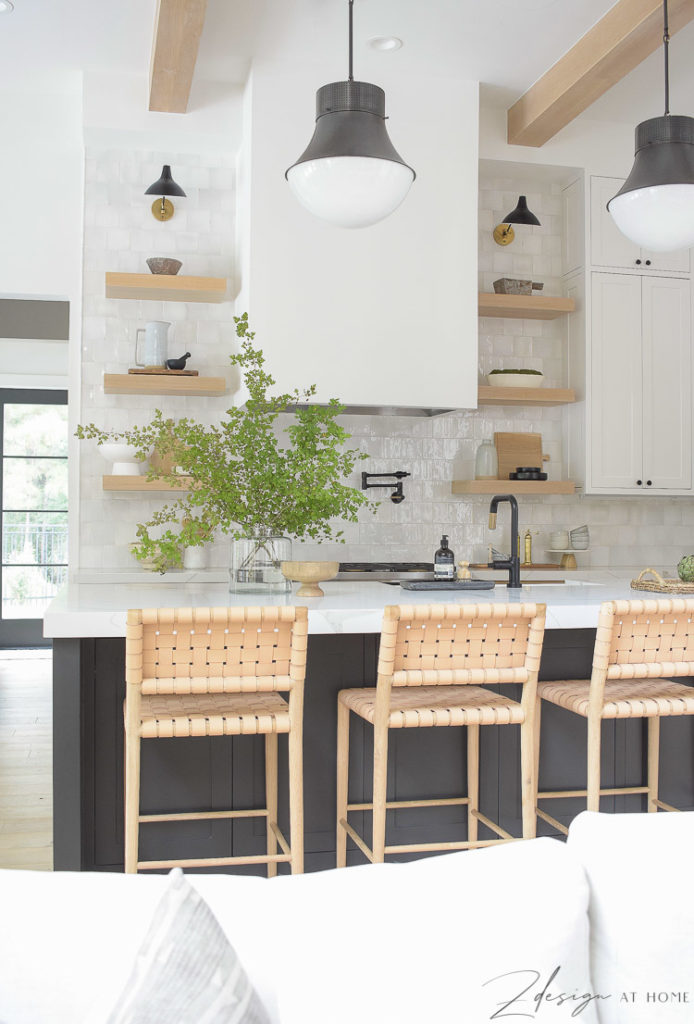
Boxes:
[42,567,671,638]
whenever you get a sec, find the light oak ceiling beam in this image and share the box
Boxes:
[508,0,694,148]
[149,0,208,113]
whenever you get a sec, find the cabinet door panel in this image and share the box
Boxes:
[642,276,692,490]
[590,273,643,489]
[590,177,641,270]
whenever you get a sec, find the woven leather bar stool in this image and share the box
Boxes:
[336,602,547,865]
[536,598,694,835]
[124,605,308,875]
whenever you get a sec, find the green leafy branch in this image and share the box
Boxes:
[76,314,375,570]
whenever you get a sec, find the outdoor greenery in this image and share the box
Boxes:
[1,403,69,613]
[76,313,373,571]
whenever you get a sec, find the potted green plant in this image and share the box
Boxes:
[77,314,373,590]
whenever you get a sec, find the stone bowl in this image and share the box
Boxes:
[146,257,182,275]
[281,560,340,597]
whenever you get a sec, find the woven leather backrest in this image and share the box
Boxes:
[599,599,694,678]
[126,606,308,693]
[378,603,546,685]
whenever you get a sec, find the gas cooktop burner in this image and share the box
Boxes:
[339,562,433,572]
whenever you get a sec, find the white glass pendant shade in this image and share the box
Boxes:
[608,183,694,251]
[286,81,415,229]
[608,115,694,251]
[287,155,414,228]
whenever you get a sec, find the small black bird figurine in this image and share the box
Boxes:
[166,352,191,371]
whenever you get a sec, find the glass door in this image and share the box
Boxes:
[0,390,68,646]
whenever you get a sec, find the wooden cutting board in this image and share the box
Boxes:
[494,431,544,480]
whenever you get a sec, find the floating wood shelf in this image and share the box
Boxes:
[103,373,227,397]
[478,293,575,320]
[105,273,227,303]
[102,475,193,492]
[452,479,576,495]
[478,385,576,406]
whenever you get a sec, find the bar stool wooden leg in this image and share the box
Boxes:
[533,693,542,808]
[371,719,389,864]
[520,717,537,839]
[336,699,350,868]
[124,729,141,874]
[586,713,602,813]
[466,725,479,846]
[288,697,304,875]
[647,718,660,812]
[265,733,278,877]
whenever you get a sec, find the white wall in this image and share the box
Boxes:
[0,73,83,302]
[238,61,479,410]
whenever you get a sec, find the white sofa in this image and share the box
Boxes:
[0,811,692,1023]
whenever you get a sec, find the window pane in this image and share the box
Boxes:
[3,457,68,511]
[3,511,68,565]
[2,564,67,619]
[4,404,68,457]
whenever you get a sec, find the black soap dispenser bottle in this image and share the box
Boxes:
[434,534,455,580]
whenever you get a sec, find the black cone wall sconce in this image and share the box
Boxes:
[493,195,541,246]
[145,165,187,222]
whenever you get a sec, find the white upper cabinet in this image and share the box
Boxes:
[590,176,690,274]
[589,272,692,493]
[641,276,692,490]
[590,273,644,490]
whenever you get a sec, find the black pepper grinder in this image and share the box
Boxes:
[434,534,455,580]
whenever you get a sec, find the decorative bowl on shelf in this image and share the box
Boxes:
[99,442,147,476]
[281,560,339,597]
[486,370,544,389]
[570,525,590,550]
[146,257,182,276]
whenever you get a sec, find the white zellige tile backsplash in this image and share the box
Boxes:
[79,162,694,572]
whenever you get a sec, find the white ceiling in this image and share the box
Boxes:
[0,0,688,128]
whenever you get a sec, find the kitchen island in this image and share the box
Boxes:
[44,571,694,872]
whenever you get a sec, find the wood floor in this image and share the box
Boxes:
[0,650,52,870]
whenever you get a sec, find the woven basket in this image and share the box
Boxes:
[631,567,694,594]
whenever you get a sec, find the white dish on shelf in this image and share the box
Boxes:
[486,372,544,389]
[98,442,146,476]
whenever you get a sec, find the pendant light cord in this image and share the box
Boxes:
[663,0,670,116]
[348,0,354,82]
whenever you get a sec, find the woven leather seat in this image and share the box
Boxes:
[124,606,307,875]
[138,692,291,738]
[538,678,694,720]
[340,685,525,728]
[536,599,694,834]
[337,602,547,865]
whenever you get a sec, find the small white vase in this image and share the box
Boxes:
[183,546,207,570]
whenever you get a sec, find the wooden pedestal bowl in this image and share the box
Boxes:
[281,561,340,597]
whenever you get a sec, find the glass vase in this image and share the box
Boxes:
[229,534,292,594]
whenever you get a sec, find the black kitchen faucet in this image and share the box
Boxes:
[488,494,521,589]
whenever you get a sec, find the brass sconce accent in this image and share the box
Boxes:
[144,165,186,222]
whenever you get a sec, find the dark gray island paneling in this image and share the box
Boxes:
[53,629,692,873]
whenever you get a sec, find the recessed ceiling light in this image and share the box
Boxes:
[0,0,14,12]
[368,36,403,52]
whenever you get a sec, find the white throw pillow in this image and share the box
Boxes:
[107,868,269,1024]
[270,838,600,1023]
[568,811,694,1024]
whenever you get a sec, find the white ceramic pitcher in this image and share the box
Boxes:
[134,321,171,368]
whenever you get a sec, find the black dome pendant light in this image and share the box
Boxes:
[285,0,415,228]
[608,0,694,251]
